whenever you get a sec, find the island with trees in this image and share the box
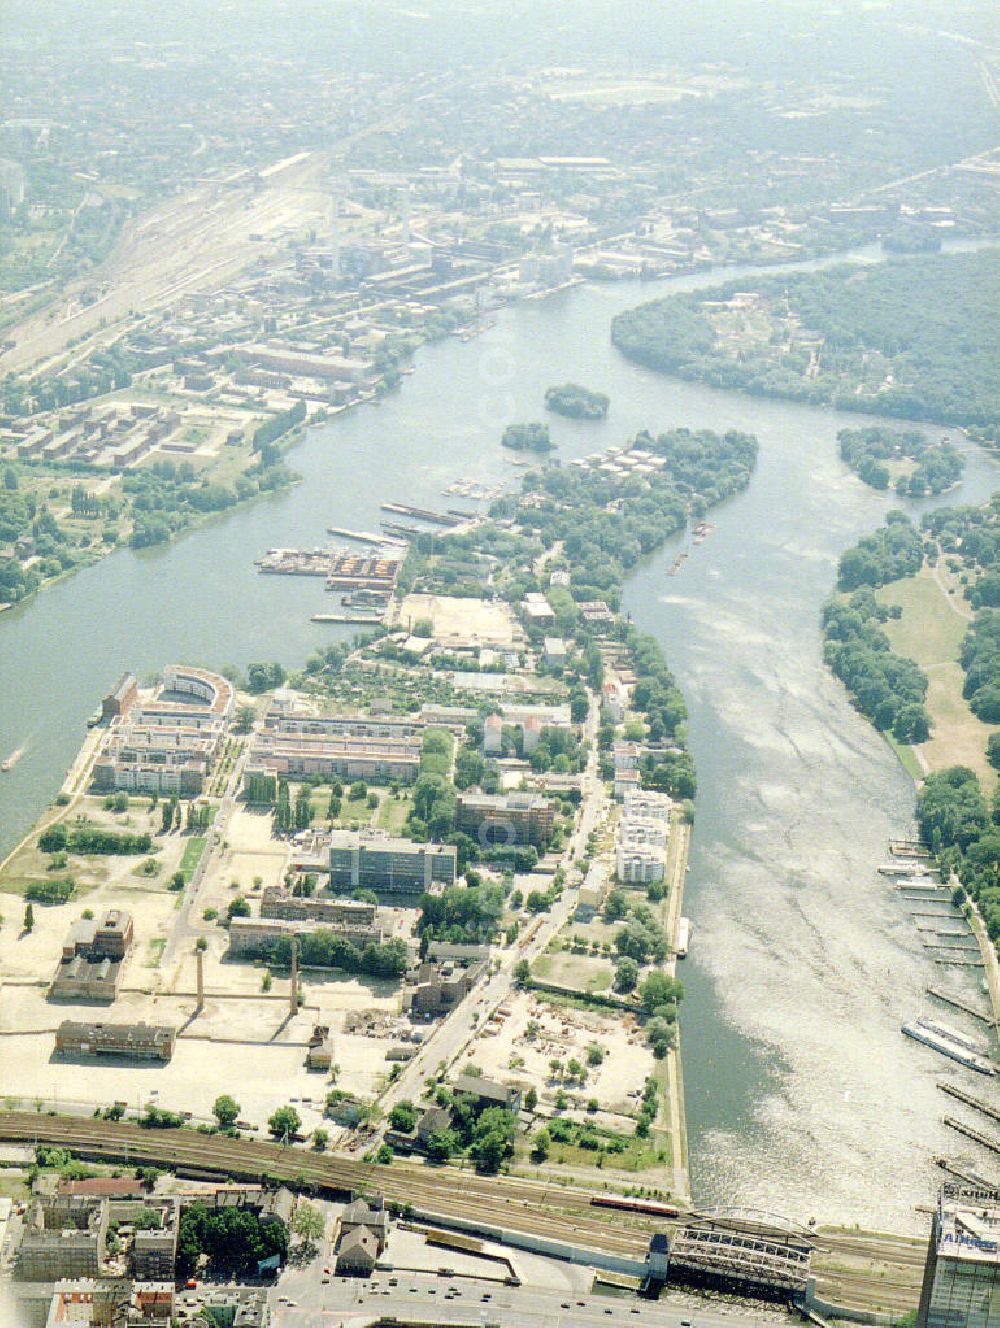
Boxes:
[501,422,555,453]
[611,249,1000,432]
[837,426,964,495]
[544,383,610,421]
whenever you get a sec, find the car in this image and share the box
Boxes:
[561,1303,571,1310]
[681,1320,692,1326]
[185,1279,198,1290]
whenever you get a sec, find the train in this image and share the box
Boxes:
[590,1194,683,1219]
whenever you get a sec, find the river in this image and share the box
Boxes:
[1,240,997,1230]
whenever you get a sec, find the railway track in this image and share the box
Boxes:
[0,1112,931,1311]
[0,1113,652,1257]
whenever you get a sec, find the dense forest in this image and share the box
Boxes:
[822,586,930,743]
[916,767,1000,946]
[836,511,924,591]
[611,250,1000,431]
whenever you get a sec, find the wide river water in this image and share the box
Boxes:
[1,241,997,1230]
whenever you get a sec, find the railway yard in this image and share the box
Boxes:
[0,1111,929,1316]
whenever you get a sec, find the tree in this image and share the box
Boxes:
[23,902,33,933]
[268,1105,301,1141]
[425,1128,456,1163]
[613,956,639,993]
[292,1202,325,1248]
[639,971,683,1014]
[227,896,250,921]
[233,704,256,734]
[513,959,531,986]
[603,889,628,923]
[530,1128,551,1162]
[213,1095,240,1129]
[523,1087,537,1112]
[646,1017,676,1058]
[988,732,1000,772]
[470,1107,516,1173]
[388,1101,417,1133]
[312,1128,328,1151]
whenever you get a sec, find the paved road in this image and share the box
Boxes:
[271,1268,786,1328]
[162,733,258,975]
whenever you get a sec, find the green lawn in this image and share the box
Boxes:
[179,837,207,881]
[876,566,966,666]
[878,566,994,789]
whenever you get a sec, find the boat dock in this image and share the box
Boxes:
[938,1081,1000,1125]
[927,986,995,1026]
[943,1115,1000,1156]
[889,837,933,859]
[381,501,462,527]
[935,1156,995,1187]
[255,547,333,576]
[327,525,407,547]
[311,613,384,625]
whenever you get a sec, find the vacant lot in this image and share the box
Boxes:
[399,593,519,647]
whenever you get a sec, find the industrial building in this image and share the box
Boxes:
[328,830,457,894]
[227,914,385,958]
[54,1020,176,1062]
[917,1184,1000,1328]
[259,888,377,927]
[49,910,133,1002]
[410,959,486,1016]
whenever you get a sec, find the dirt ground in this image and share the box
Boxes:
[465,989,652,1125]
[398,593,519,648]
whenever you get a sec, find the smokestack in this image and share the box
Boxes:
[289,936,299,1016]
[196,948,204,1013]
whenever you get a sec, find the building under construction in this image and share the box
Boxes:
[649,1209,814,1299]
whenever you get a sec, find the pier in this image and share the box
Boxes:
[943,1115,1000,1156]
[938,1081,1000,1125]
[327,525,406,547]
[927,987,995,1025]
[311,613,383,624]
[889,838,933,859]
[934,1156,995,1187]
[381,501,462,527]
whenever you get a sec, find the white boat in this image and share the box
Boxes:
[902,1020,995,1077]
[676,916,692,958]
[1,747,24,772]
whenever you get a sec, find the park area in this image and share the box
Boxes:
[877,564,995,788]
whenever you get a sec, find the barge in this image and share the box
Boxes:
[902,1017,996,1077]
